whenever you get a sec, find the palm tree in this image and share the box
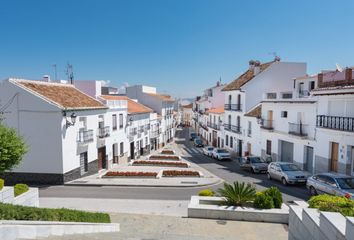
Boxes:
[217,182,256,206]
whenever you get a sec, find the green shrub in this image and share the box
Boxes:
[254,192,274,209]
[198,189,215,197]
[0,179,4,191]
[217,181,256,206]
[308,194,354,217]
[14,184,29,197]
[0,203,110,223]
[264,187,283,208]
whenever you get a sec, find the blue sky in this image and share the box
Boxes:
[1,0,354,98]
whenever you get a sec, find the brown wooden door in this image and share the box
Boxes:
[267,110,273,128]
[330,142,339,172]
[97,147,106,170]
[247,143,252,156]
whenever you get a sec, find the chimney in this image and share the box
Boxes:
[345,68,352,81]
[274,56,281,62]
[43,75,50,82]
[249,60,255,70]
[216,81,220,87]
[253,60,261,75]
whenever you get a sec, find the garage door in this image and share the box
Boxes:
[280,140,294,162]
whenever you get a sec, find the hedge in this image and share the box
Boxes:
[198,189,215,197]
[254,192,274,209]
[308,194,354,217]
[0,203,111,223]
[0,179,4,191]
[14,184,29,197]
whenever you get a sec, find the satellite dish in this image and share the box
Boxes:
[336,63,343,72]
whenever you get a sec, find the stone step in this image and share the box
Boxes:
[346,217,354,240]
[302,208,330,240]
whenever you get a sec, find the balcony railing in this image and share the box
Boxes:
[150,130,159,138]
[316,115,354,132]
[224,104,242,111]
[223,124,242,134]
[129,128,137,136]
[139,126,145,133]
[207,122,221,130]
[78,129,94,144]
[288,122,308,137]
[97,126,110,138]
[299,90,310,98]
[199,122,208,131]
[260,120,273,130]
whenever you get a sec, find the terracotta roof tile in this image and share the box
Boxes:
[245,104,262,118]
[13,79,106,110]
[182,103,193,108]
[147,93,175,102]
[222,61,273,91]
[206,107,224,114]
[101,95,152,114]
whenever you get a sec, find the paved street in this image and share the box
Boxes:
[40,127,310,204]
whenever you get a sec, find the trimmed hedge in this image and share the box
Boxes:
[0,179,4,191]
[264,187,283,208]
[254,192,274,209]
[308,194,354,217]
[198,189,215,197]
[14,184,29,197]
[0,203,111,223]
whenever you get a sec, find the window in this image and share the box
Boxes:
[230,136,233,148]
[266,140,272,155]
[281,93,293,99]
[226,135,229,146]
[145,137,148,145]
[228,95,232,104]
[281,111,288,118]
[80,152,88,174]
[112,114,117,130]
[120,142,124,156]
[309,81,315,91]
[119,114,123,129]
[248,121,252,136]
[266,93,277,99]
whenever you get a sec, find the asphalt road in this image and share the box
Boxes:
[39,127,310,203]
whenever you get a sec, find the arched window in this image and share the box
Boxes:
[226,135,229,146]
[230,136,233,148]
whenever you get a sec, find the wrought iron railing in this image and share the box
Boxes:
[260,120,273,130]
[78,129,94,143]
[288,122,308,136]
[316,115,354,132]
[97,126,110,138]
[207,122,221,130]
[223,124,242,134]
[224,104,242,111]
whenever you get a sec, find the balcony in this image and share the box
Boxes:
[199,122,208,131]
[260,120,273,130]
[97,126,110,138]
[207,122,221,130]
[150,130,159,138]
[77,129,94,144]
[288,123,308,137]
[139,126,145,133]
[299,90,310,98]
[224,104,242,111]
[316,115,354,132]
[223,124,241,134]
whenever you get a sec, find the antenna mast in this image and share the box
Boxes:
[65,63,74,84]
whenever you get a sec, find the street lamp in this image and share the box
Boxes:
[64,112,77,128]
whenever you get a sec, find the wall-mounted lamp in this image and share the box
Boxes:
[64,112,77,128]
[128,117,133,126]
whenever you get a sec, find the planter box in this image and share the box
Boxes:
[0,187,15,204]
[188,196,289,224]
[13,188,39,207]
[102,175,157,179]
[133,163,189,168]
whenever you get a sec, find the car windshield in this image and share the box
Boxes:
[280,164,300,171]
[336,178,354,189]
[207,147,213,150]
[191,133,196,137]
[217,149,228,153]
[195,139,202,144]
[249,157,263,164]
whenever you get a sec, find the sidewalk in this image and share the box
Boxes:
[66,141,222,188]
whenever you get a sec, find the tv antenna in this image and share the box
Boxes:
[52,64,57,81]
[65,63,74,84]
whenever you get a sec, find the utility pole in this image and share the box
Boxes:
[65,63,74,84]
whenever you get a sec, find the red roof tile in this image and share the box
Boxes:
[101,95,152,114]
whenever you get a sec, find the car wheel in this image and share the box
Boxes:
[309,186,318,196]
[282,177,288,186]
[267,173,272,180]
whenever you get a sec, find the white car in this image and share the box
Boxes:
[211,148,231,161]
[202,146,214,156]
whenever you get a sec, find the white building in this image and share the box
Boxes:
[313,68,354,175]
[0,78,114,184]
[206,107,224,147]
[221,58,307,157]
[126,85,175,148]
[100,95,153,160]
[181,103,193,126]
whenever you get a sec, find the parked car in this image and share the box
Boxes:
[267,162,310,185]
[239,156,268,173]
[194,138,204,147]
[211,148,231,161]
[190,132,197,141]
[306,173,354,198]
[202,146,214,156]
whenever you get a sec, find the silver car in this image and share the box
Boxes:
[306,173,354,198]
[268,162,310,185]
[239,156,268,173]
[202,146,214,156]
[211,148,231,161]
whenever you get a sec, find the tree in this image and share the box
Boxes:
[0,123,28,173]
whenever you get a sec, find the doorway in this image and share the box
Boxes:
[247,143,252,156]
[267,110,273,128]
[112,143,118,164]
[97,147,106,170]
[130,142,135,160]
[280,140,294,162]
[330,142,339,172]
[238,140,242,157]
[304,146,314,172]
